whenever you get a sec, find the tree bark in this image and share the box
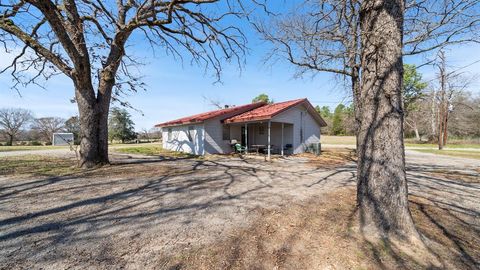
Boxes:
[443,109,449,146]
[7,134,14,146]
[357,0,421,243]
[75,82,111,168]
[73,33,125,168]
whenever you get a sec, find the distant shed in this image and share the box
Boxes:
[52,133,74,146]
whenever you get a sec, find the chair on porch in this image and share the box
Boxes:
[283,144,293,155]
[234,143,246,154]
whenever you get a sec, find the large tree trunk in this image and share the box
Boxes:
[7,134,14,146]
[357,0,421,243]
[75,83,111,168]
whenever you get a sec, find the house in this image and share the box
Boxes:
[155,98,327,157]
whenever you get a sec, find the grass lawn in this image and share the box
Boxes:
[0,145,68,152]
[414,149,480,160]
[113,144,195,158]
[320,135,356,145]
[0,155,79,177]
[321,136,480,149]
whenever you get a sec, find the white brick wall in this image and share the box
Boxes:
[162,124,204,155]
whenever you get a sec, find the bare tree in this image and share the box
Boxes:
[0,108,33,145]
[433,51,474,149]
[258,0,479,245]
[0,0,259,167]
[448,92,480,138]
[258,0,480,129]
[32,117,66,144]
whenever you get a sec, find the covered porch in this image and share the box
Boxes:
[224,121,294,158]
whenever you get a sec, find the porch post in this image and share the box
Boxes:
[267,121,271,160]
[245,123,248,153]
[281,123,284,156]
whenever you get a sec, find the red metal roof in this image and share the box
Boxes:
[224,98,307,124]
[155,102,266,127]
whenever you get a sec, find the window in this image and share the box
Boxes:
[167,128,172,141]
[222,125,230,140]
[258,125,265,135]
[187,126,195,142]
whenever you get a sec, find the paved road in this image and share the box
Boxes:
[323,143,480,152]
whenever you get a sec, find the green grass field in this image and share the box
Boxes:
[114,144,195,158]
[0,155,79,176]
[320,136,356,145]
[413,149,480,160]
[321,135,480,149]
[0,145,68,152]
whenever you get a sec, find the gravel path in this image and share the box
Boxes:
[0,151,478,269]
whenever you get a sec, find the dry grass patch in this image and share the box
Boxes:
[301,148,356,169]
[160,188,479,270]
[410,195,480,269]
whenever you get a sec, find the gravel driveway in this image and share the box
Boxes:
[0,151,478,269]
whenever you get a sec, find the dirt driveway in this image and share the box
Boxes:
[0,151,478,269]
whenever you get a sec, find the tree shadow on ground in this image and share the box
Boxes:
[0,154,478,269]
[0,154,354,268]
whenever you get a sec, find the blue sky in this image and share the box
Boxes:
[1,2,479,131]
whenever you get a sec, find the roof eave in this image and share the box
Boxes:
[224,116,272,124]
[155,120,204,128]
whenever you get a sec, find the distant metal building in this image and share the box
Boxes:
[52,133,74,146]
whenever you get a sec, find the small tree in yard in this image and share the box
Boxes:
[0,1,255,168]
[108,107,136,143]
[32,117,65,144]
[403,64,427,141]
[331,104,346,135]
[0,108,33,145]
